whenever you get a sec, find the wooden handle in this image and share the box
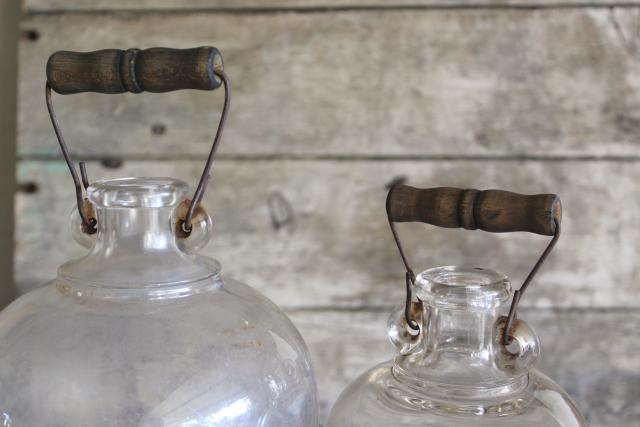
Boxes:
[386,185,561,236]
[47,47,223,94]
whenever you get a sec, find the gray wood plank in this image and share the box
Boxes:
[23,0,640,13]
[15,159,640,308]
[18,8,640,157]
[292,308,640,426]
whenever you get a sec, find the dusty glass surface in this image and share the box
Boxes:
[0,178,318,426]
[327,266,587,427]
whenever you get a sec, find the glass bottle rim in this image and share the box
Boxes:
[415,265,512,309]
[87,177,188,208]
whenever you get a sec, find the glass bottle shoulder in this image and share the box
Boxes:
[327,361,587,427]
[0,277,318,426]
[0,275,307,357]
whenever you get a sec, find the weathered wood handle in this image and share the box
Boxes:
[387,185,561,236]
[47,47,223,94]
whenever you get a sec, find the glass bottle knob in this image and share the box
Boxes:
[387,302,424,355]
[494,316,541,375]
[172,200,213,254]
[69,200,97,249]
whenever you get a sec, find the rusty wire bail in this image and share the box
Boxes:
[45,69,231,237]
[387,206,561,347]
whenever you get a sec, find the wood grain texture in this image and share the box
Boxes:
[47,47,223,94]
[17,8,640,157]
[293,308,640,426]
[22,0,640,12]
[15,159,640,308]
[386,185,561,235]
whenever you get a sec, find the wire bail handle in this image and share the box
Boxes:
[45,47,230,236]
[386,185,562,346]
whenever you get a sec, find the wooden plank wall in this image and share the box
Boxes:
[16,1,640,425]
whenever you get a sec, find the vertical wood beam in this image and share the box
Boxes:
[0,0,20,308]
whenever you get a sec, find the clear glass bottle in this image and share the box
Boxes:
[327,265,587,427]
[0,177,318,426]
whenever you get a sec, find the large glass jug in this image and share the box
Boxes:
[0,47,318,426]
[327,185,587,427]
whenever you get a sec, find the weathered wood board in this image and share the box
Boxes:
[293,308,640,426]
[23,0,640,12]
[18,8,640,158]
[16,159,640,308]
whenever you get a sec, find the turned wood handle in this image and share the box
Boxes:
[387,185,561,236]
[47,47,223,94]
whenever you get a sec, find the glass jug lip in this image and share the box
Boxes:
[415,265,511,308]
[87,177,188,208]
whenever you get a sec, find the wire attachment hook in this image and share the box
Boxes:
[180,69,230,236]
[388,214,420,331]
[45,84,97,234]
[502,218,560,345]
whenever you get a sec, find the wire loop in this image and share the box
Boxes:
[45,69,231,237]
[386,186,561,346]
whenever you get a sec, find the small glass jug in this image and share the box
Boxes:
[328,185,587,427]
[0,47,318,426]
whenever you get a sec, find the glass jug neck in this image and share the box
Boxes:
[422,304,499,359]
[57,178,220,297]
[93,205,179,255]
[415,266,511,358]
[393,267,524,396]
[87,177,187,257]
